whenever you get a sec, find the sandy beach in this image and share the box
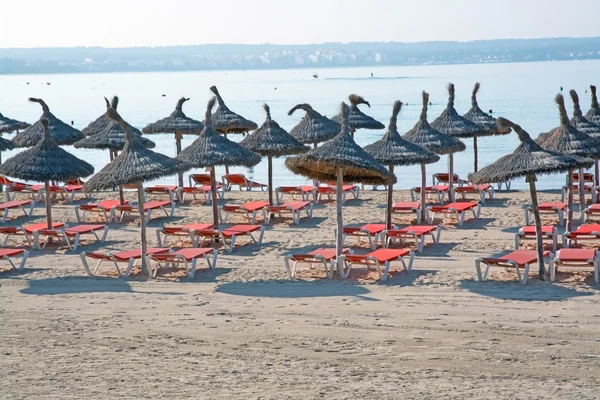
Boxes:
[1,187,600,399]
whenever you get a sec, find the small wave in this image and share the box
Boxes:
[322,76,416,81]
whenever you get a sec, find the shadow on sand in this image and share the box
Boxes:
[459,278,595,301]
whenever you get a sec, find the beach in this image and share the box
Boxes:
[1,188,600,399]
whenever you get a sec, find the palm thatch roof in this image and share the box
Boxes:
[84,102,189,192]
[142,97,203,134]
[288,103,340,145]
[0,136,15,152]
[81,96,142,136]
[0,112,29,134]
[12,98,85,147]
[462,82,511,136]
[471,117,592,184]
[177,97,261,168]
[430,83,483,138]
[208,86,257,134]
[585,85,600,126]
[0,119,94,182]
[330,94,385,131]
[569,89,600,137]
[403,91,466,155]
[537,94,600,158]
[364,100,440,166]
[240,104,309,157]
[285,102,396,185]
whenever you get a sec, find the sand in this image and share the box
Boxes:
[1,187,600,399]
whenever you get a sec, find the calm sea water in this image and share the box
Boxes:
[1,60,599,190]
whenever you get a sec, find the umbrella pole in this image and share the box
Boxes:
[473,136,478,173]
[527,174,546,279]
[596,160,599,187]
[448,153,454,202]
[137,182,151,278]
[579,167,586,217]
[176,132,184,187]
[224,133,230,176]
[44,180,52,230]
[313,143,318,149]
[336,168,344,277]
[210,167,219,228]
[267,156,274,206]
[420,163,427,222]
[350,127,355,139]
[567,169,574,232]
[386,165,394,230]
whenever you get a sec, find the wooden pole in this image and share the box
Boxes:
[176,132,184,187]
[527,174,546,279]
[473,136,478,173]
[313,142,318,149]
[420,163,427,222]
[267,156,274,206]
[44,180,52,230]
[567,169,574,232]
[448,153,455,202]
[350,127,355,139]
[336,168,344,276]
[386,165,394,230]
[224,132,230,176]
[578,167,586,214]
[137,182,151,278]
[210,167,219,228]
[595,160,599,187]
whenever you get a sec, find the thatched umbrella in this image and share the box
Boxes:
[586,85,600,126]
[288,103,340,148]
[177,97,261,227]
[331,94,385,138]
[142,97,204,186]
[0,119,94,230]
[0,112,29,134]
[537,94,600,231]
[471,117,591,279]
[569,89,600,186]
[286,102,395,273]
[430,83,482,194]
[84,101,189,277]
[364,101,440,229]
[240,104,309,206]
[0,136,15,166]
[462,82,511,172]
[12,98,85,147]
[403,91,466,220]
[81,96,142,137]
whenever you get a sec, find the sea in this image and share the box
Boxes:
[1,59,599,191]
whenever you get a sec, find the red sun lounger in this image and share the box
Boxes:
[316,184,359,204]
[190,224,265,253]
[222,174,267,191]
[383,225,441,253]
[342,223,387,250]
[144,185,179,202]
[80,247,170,277]
[427,201,481,226]
[0,222,64,247]
[275,186,317,203]
[551,248,599,283]
[0,175,44,202]
[432,173,468,186]
[451,184,494,204]
[525,202,567,226]
[582,204,600,223]
[284,248,352,279]
[0,248,29,270]
[563,224,600,248]
[265,201,313,225]
[410,185,448,205]
[155,223,214,247]
[0,200,35,224]
[515,225,558,252]
[75,199,126,223]
[178,185,224,204]
[149,248,218,278]
[340,248,415,281]
[31,224,109,251]
[392,201,423,224]
[113,201,175,224]
[219,201,269,224]
[475,249,553,284]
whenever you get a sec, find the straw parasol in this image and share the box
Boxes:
[81,96,142,137]
[177,97,261,227]
[569,89,600,185]
[537,94,600,230]
[12,98,85,147]
[0,119,94,230]
[471,117,591,279]
[430,83,482,193]
[0,136,15,166]
[462,82,511,172]
[364,100,440,229]
[330,94,385,138]
[586,85,600,126]
[0,112,29,134]
[84,100,189,277]
[288,103,341,148]
[286,102,395,274]
[240,104,309,206]
[403,91,466,220]
[142,97,204,186]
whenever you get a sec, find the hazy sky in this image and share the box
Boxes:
[2,0,599,48]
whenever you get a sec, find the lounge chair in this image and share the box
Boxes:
[149,248,218,278]
[475,249,553,284]
[427,201,481,226]
[177,174,225,204]
[410,185,448,205]
[582,204,600,223]
[75,199,126,223]
[62,178,88,202]
[284,248,352,279]
[265,201,313,225]
[275,186,316,203]
[515,225,558,252]
[0,248,29,270]
[451,184,494,204]
[155,223,214,247]
[219,201,269,224]
[563,224,600,248]
[432,173,468,186]
[391,201,423,224]
[189,224,265,253]
[112,200,175,224]
[339,248,415,281]
[0,175,44,202]
[80,247,170,277]
[222,174,267,191]
[562,171,598,203]
[524,202,567,226]
[0,222,64,247]
[144,185,179,202]
[31,224,109,251]
[0,200,35,223]
[316,184,359,204]
[383,225,441,253]
[551,248,599,283]
[341,223,387,250]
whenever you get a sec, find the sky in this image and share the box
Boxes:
[2,0,599,48]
